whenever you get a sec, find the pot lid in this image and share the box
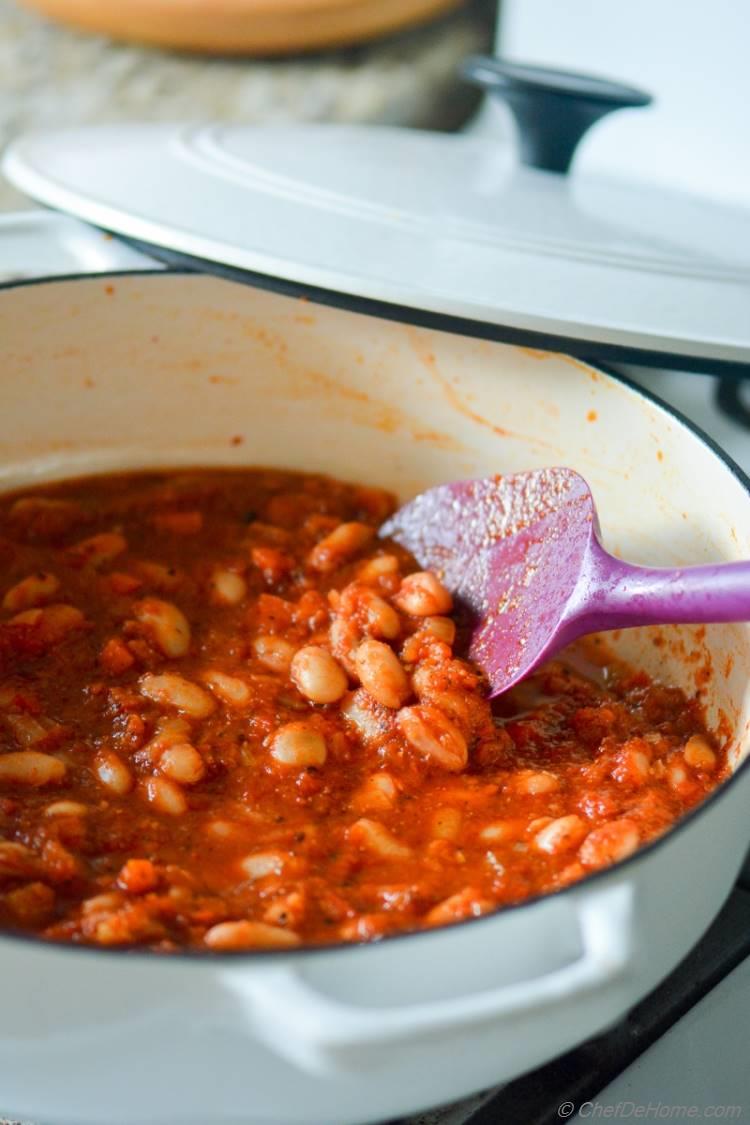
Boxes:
[3,58,750,375]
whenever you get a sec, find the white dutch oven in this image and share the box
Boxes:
[0,271,748,1125]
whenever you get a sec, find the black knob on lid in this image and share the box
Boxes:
[462,56,653,174]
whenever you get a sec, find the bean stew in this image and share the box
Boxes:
[0,469,727,950]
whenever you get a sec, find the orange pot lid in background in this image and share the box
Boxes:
[18,0,465,55]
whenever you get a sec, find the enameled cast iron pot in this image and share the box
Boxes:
[1,271,749,1125]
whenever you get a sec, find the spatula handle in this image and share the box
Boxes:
[580,544,750,630]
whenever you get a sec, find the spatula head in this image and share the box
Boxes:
[382,468,599,696]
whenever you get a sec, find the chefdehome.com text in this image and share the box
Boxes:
[557,1103,743,1119]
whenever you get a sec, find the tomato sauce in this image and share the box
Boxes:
[0,470,727,950]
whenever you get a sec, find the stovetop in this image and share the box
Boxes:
[0,211,748,1125]
[399,864,750,1125]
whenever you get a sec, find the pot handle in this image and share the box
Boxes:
[223,881,634,1074]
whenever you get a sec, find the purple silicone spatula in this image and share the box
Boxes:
[381,466,750,697]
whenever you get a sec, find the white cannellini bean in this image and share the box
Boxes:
[512,769,560,796]
[141,717,192,764]
[81,892,124,916]
[210,567,247,606]
[239,851,285,881]
[410,676,471,730]
[350,771,398,813]
[4,712,51,747]
[361,592,401,640]
[9,495,79,523]
[534,815,587,855]
[134,598,191,658]
[3,572,60,613]
[348,817,412,858]
[527,816,553,834]
[354,639,410,709]
[271,723,327,768]
[202,669,251,708]
[252,635,297,675]
[139,673,216,718]
[291,646,348,704]
[668,759,689,791]
[612,739,652,786]
[68,532,127,568]
[204,819,241,841]
[143,776,188,816]
[0,751,66,787]
[357,554,399,585]
[10,604,86,643]
[307,522,374,572]
[425,887,492,926]
[422,616,456,646]
[629,749,651,782]
[396,704,467,772]
[94,750,133,796]
[393,571,452,616]
[683,734,717,771]
[45,800,88,817]
[158,743,205,786]
[479,821,520,844]
[203,813,264,842]
[0,841,37,877]
[579,818,640,868]
[204,920,301,949]
[340,689,389,743]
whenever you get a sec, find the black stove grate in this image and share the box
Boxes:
[716,379,750,430]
